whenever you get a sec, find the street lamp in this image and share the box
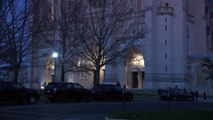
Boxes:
[52,52,58,81]
[52,52,58,58]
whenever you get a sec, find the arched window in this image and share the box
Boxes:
[165,2,169,7]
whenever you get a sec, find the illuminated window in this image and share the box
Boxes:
[136,0,142,11]
[132,54,145,67]
[130,0,143,11]
[51,0,55,20]
[165,3,169,7]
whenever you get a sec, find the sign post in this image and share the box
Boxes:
[122,85,126,111]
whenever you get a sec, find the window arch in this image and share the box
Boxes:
[158,0,171,7]
[165,2,169,7]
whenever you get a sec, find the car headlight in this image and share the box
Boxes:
[53,88,57,93]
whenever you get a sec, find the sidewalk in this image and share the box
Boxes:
[197,97,213,103]
[133,96,160,101]
[133,95,213,103]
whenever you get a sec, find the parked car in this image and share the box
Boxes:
[91,84,133,101]
[44,82,93,102]
[0,81,40,104]
[159,88,194,101]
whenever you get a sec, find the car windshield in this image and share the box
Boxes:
[179,89,187,94]
[170,88,187,94]
[46,83,68,89]
[73,84,83,89]
[12,83,23,89]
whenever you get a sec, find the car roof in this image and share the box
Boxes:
[92,84,120,89]
[0,81,12,83]
[46,82,82,88]
[0,81,20,84]
[48,82,72,85]
[94,84,116,86]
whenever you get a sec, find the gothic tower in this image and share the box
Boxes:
[143,0,207,90]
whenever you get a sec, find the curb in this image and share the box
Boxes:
[105,116,128,120]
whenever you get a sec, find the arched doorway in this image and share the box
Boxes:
[129,53,145,88]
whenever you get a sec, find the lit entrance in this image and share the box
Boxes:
[132,72,138,88]
[132,71,145,88]
[130,53,145,88]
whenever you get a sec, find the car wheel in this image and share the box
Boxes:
[27,94,38,104]
[188,97,193,101]
[172,96,177,101]
[103,95,110,101]
[49,97,56,102]
[16,99,25,104]
[57,95,67,102]
[84,96,94,102]
[126,97,133,102]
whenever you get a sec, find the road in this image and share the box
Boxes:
[0,99,213,120]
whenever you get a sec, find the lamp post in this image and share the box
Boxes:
[52,52,58,81]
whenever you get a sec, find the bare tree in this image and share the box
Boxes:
[0,0,9,59]
[37,0,89,82]
[57,1,90,82]
[76,0,147,85]
[0,0,40,82]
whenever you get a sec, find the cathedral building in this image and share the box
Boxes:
[26,0,213,95]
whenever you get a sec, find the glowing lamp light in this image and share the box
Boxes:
[52,52,58,58]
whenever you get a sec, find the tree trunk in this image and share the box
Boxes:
[61,37,66,82]
[13,67,20,82]
[94,68,100,85]
[61,64,65,82]
[13,70,19,82]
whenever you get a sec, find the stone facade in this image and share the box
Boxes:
[14,0,213,96]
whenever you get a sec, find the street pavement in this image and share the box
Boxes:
[134,95,213,103]
[196,96,213,103]
[0,96,213,120]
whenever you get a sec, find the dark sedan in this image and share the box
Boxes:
[91,84,133,101]
[159,88,194,101]
[44,82,93,102]
[0,81,40,104]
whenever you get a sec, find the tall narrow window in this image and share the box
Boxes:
[165,40,167,45]
[165,53,167,59]
[165,17,167,23]
[136,0,142,11]
[165,25,167,31]
[51,0,55,21]
[165,66,167,72]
